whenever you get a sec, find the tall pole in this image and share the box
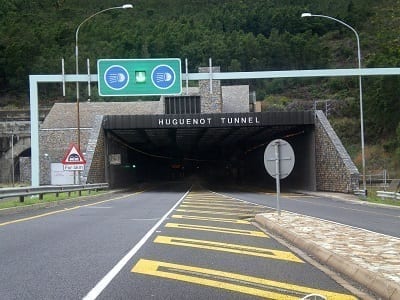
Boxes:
[75,4,133,151]
[11,133,15,187]
[274,141,281,217]
[301,13,367,195]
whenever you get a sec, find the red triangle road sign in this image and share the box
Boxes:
[62,143,86,165]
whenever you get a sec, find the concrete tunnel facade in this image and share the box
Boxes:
[38,68,359,192]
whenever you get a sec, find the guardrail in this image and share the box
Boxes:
[376,190,400,200]
[0,183,109,203]
[353,189,367,197]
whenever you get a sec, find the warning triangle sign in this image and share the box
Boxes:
[62,143,86,165]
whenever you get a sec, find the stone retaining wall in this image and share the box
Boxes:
[83,115,105,184]
[315,110,360,192]
[198,67,222,113]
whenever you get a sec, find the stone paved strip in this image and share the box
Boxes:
[255,211,400,300]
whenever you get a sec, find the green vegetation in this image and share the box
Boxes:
[367,197,400,207]
[0,0,399,175]
[0,190,104,209]
[364,187,400,207]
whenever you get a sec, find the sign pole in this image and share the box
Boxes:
[274,141,281,217]
[264,139,295,218]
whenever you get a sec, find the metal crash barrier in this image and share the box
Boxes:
[377,190,400,201]
[0,183,109,203]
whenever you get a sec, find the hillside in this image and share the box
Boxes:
[0,0,399,175]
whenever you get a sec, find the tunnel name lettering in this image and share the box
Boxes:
[158,118,212,126]
[220,117,260,125]
[158,116,260,127]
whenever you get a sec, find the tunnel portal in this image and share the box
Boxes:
[103,112,316,190]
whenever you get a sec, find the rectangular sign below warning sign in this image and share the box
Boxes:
[63,164,85,171]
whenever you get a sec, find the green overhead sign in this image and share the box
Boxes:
[97,58,182,96]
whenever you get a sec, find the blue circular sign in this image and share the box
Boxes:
[104,65,129,90]
[151,65,176,89]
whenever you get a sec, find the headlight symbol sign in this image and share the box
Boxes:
[151,65,176,89]
[104,65,129,90]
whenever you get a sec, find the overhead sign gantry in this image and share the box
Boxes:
[29,66,400,187]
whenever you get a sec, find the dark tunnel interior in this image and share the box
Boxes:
[105,121,316,191]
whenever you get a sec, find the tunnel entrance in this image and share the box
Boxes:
[103,111,316,190]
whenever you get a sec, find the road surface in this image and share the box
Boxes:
[0,183,363,299]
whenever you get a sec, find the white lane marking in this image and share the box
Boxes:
[82,188,191,300]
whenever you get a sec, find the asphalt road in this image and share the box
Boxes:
[0,184,188,299]
[0,184,359,299]
[216,188,400,238]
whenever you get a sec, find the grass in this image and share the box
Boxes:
[364,186,400,207]
[0,190,105,210]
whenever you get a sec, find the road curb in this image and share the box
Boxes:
[255,213,400,300]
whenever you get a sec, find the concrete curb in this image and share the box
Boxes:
[255,214,400,300]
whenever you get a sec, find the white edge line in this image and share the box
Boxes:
[82,188,191,300]
[210,190,265,207]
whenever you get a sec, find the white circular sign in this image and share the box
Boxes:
[264,139,295,179]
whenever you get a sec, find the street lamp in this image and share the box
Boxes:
[301,12,367,195]
[75,4,133,151]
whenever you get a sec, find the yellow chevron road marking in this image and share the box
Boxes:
[175,208,258,216]
[183,198,235,203]
[182,201,255,208]
[154,236,303,263]
[171,214,250,224]
[183,198,240,203]
[131,259,356,300]
[164,223,267,237]
[185,195,227,199]
[186,193,230,197]
[180,204,264,212]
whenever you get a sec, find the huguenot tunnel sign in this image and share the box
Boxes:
[157,116,261,127]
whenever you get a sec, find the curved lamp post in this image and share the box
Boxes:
[75,4,133,151]
[301,12,366,195]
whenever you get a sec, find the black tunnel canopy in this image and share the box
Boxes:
[103,111,315,159]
